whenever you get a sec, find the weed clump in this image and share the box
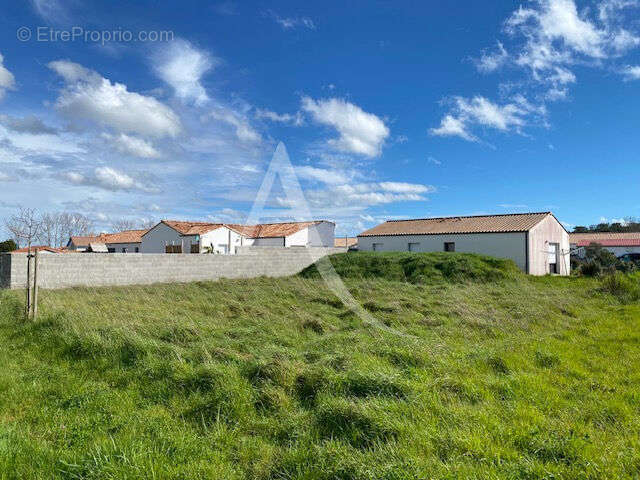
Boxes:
[598,272,640,303]
[535,351,560,368]
[314,399,398,448]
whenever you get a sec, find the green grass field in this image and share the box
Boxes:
[0,252,639,479]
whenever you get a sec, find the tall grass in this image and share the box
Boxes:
[0,253,639,479]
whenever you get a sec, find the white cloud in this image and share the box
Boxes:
[548,66,576,84]
[48,60,181,138]
[207,106,262,144]
[301,97,389,157]
[0,53,16,100]
[378,182,433,194]
[102,133,161,158]
[429,114,477,141]
[0,172,17,182]
[302,182,433,209]
[154,39,218,106]
[455,96,527,131]
[268,11,315,29]
[544,87,569,100]
[255,108,303,125]
[0,114,57,135]
[506,0,640,79]
[507,0,605,61]
[0,124,84,154]
[430,95,546,142]
[61,167,160,193]
[31,0,69,22]
[428,0,640,145]
[621,64,640,80]
[475,42,508,73]
[599,0,638,22]
[427,156,442,165]
[295,165,352,185]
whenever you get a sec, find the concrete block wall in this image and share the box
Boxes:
[0,247,346,290]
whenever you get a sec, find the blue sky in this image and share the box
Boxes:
[1,0,639,236]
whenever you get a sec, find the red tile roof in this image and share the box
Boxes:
[160,221,225,236]
[334,237,358,247]
[359,212,553,237]
[102,229,148,244]
[569,232,640,247]
[156,220,327,239]
[228,221,324,239]
[12,245,69,253]
[70,229,148,246]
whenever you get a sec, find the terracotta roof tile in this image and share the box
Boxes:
[70,229,147,246]
[12,245,69,253]
[334,237,358,247]
[158,220,328,239]
[101,229,148,244]
[228,221,323,238]
[161,221,224,235]
[358,212,552,237]
[570,232,640,247]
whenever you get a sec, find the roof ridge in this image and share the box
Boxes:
[163,219,221,225]
[386,212,551,223]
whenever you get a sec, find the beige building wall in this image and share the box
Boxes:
[527,215,570,275]
[357,232,528,272]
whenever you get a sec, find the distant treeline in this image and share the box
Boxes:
[573,218,640,233]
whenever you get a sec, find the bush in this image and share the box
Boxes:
[599,272,640,303]
[574,244,636,277]
[579,260,602,277]
[0,239,17,253]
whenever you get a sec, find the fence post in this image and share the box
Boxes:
[32,249,39,320]
[25,248,32,319]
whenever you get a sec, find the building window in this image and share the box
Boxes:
[408,242,420,252]
[444,242,455,252]
[135,247,139,253]
[122,247,127,253]
[372,243,383,251]
[107,248,115,253]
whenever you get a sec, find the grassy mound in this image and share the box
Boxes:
[0,270,639,478]
[300,251,522,284]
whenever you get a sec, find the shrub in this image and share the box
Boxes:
[0,239,17,253]
[599,272,640,303]
[579,260,602,277]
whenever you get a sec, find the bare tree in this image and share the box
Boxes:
[5,208,43,249]
[59,212,94,245]
[111,218,141,232]
[39,212,64,247]
[111,218,156,232]
[36,211,94,247]
[139,218,157,230]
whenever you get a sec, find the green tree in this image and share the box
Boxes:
[0,239,17,252]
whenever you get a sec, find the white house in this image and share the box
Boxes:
[569,232,640,258]
[141,220,335,254]
[67,229,147,253]
[358,212,570,275]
